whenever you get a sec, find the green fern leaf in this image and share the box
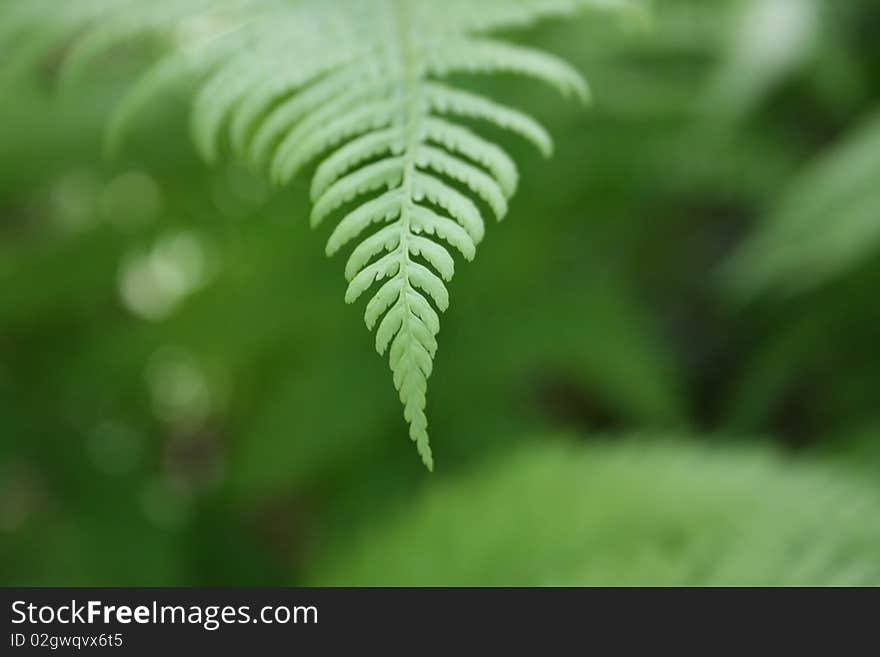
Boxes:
[311,438,880,585]
[0,0,645,469]
[722,109,880,301]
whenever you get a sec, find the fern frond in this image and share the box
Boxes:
[0,0,640,469]
[312,439,880,585]
[722,109,880,301]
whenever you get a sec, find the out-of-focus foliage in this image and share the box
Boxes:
[1,0,879,586]
[314,438,880,586]
[723,109,880,298]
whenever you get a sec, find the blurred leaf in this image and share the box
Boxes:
[722,108,880,300]
[705,0,820,118]
[313,436,880,585]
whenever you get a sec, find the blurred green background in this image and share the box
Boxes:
[2,0,880,586]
